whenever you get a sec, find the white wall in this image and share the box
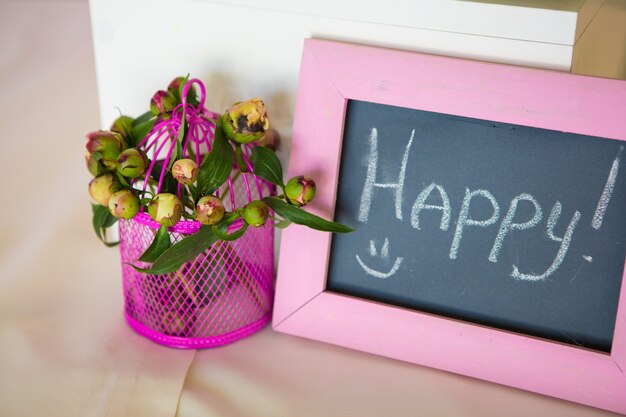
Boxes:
[89,0,625,163]
[89,1,581,135]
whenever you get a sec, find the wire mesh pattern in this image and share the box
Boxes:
[120,209,274,348]
[118,78,275,348]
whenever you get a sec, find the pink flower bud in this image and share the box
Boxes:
[167,77,184,93]
[242,200,269,227]
[167,76,196,103]
[116,148,148,178]
[148,193,183,227]
[110,115,133,138]
[85,151,106,176]
[88,174,123,206]
[285,176,316,207]
[196,195,225,225]
[150,90,177,115]
[172,158,198,185]
[221,98,270,144]
[85,131,123,170]
[108,189,140,219]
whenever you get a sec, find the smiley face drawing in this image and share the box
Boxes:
[355,238,404,279]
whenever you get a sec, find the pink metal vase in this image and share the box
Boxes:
[119,79,274,349]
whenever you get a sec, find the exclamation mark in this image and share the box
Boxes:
[591,146,623,230]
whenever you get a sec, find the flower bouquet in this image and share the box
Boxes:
[85,76,352,348]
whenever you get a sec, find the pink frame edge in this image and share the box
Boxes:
[273,38,626,414]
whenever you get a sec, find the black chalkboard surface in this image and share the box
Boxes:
[326,100,626,352]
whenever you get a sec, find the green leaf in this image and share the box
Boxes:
[138,225,171,263]
[131,111,154,127]
[177,114,187,143]
[211,222,248,241]
[179,74,192,104]
[131,225,221,274]
[92,204,109,240]
[180,191,195,212]
[261,197,354,233]
[149,160,179,194]
[91,204,120,246]
[222,210,243,224]
[251,146,284,187]
[168,140,182,170]
[196,126,234,196]
[129,118,155,147]
[182,211,196,220]
[179,74,190,99]
[235,143,249,173]
[273,218,291,229]
[187,183,199,204]
[179,74,200,107]
[115,171,131,188]
[102,212,118,228]
[176,76,190,143]
[186,144,197,161]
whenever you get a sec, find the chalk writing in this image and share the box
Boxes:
[592,146,623,230]
[511,204,581,281]
[356,238,404,279]
[411,183,451,231]
[327,100,626,352]
[354,127,622,282]
[450,188,500,260]
[358,128,414,223]
[489,193,543,263]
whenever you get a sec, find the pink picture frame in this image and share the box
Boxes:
[273,39,626,414]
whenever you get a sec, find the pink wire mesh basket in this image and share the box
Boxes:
[119,79,275,349]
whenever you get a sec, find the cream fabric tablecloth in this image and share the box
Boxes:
[0,2,195,416]
[0,1,621,416]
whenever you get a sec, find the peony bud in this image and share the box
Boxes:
[108,189,140,219]
[110,115,133,138]
[242,200,269,227]
[167,76,196,103]
[89,174,123,206]
[148,193,183,227]
[116,148,148,178]
[196,195,225,225]
[167,77,184,95]
[221,98,269,144]
[85,131,123,170]
[257,128,280,151]
[85,151,106,176]
[150,90,177,116]
[172,158,198,185]
[285,176,316,207]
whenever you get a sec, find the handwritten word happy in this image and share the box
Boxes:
[357,128,623,281]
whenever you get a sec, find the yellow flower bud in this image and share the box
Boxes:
[221,98,270,144]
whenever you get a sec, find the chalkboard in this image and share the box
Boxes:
[326,99,626,352]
